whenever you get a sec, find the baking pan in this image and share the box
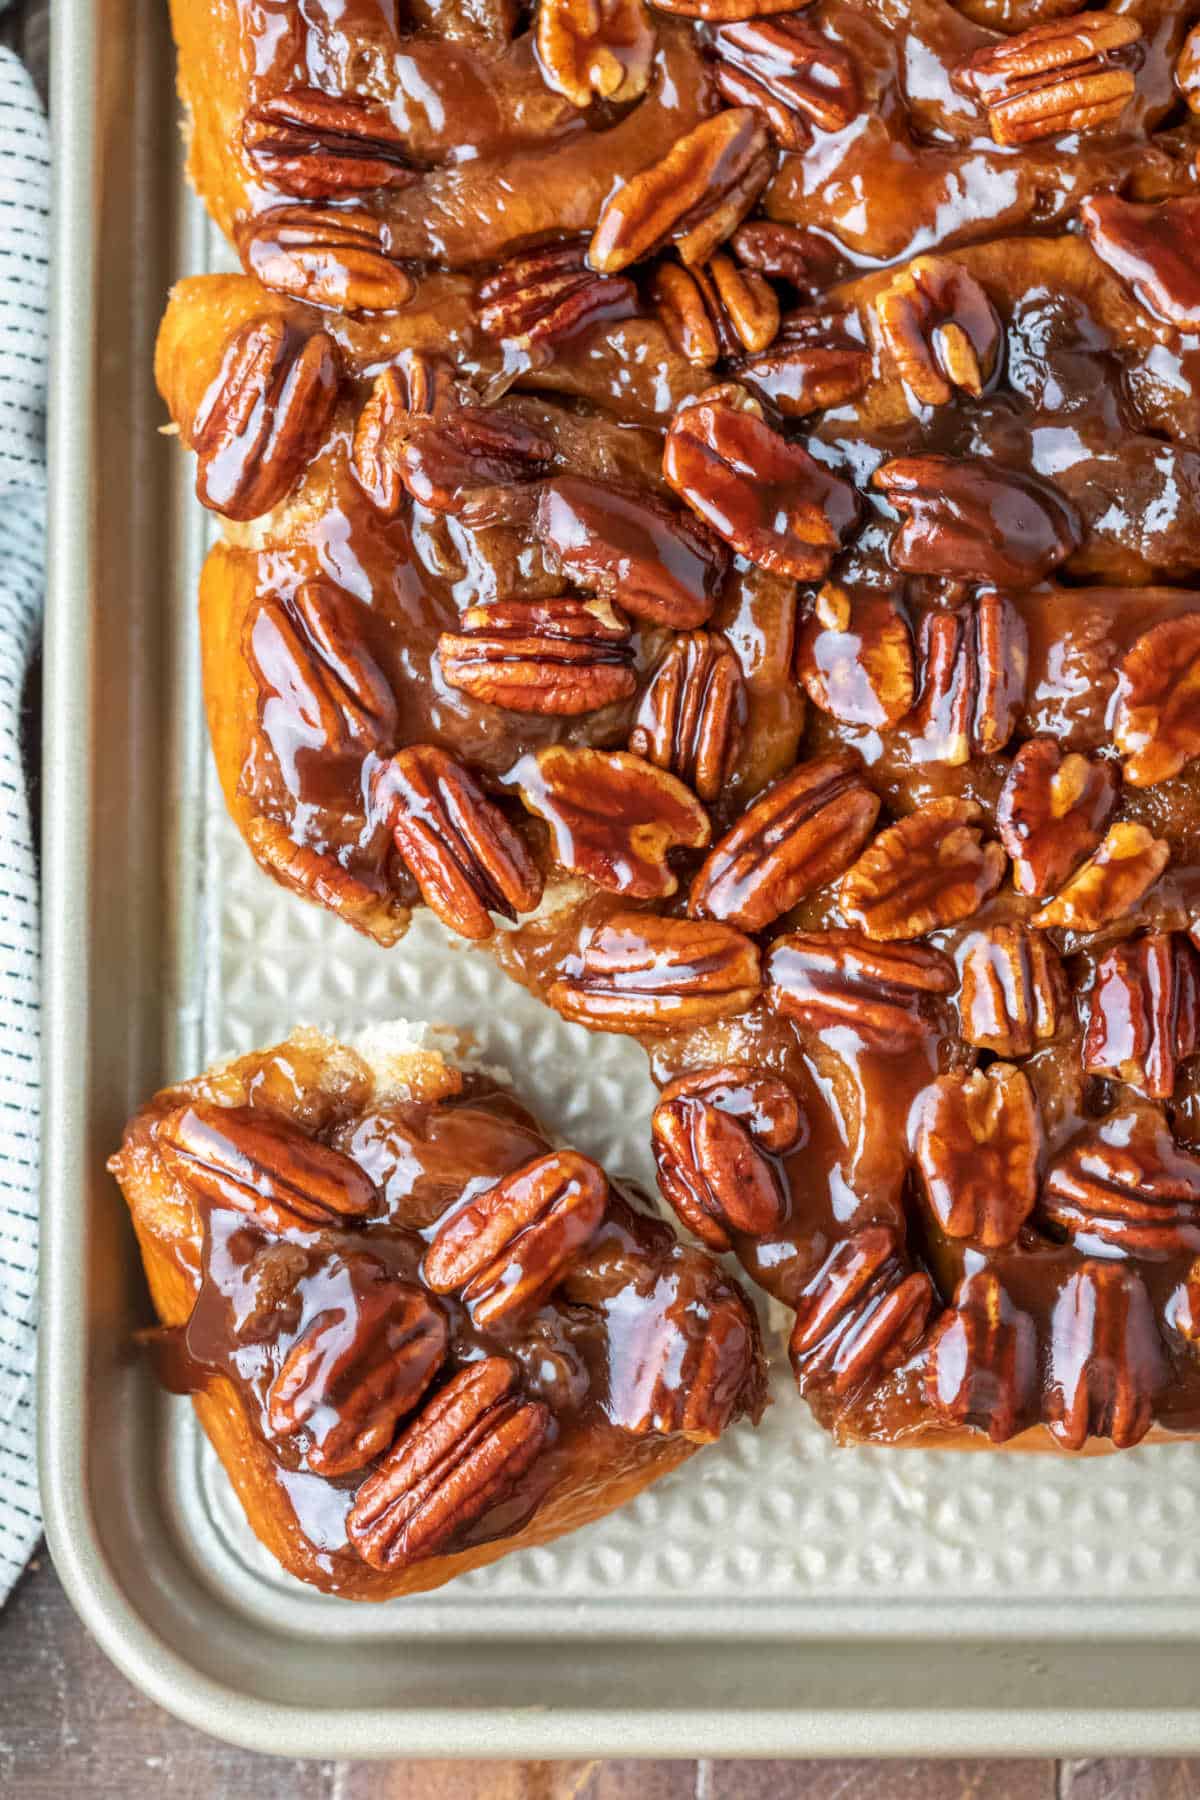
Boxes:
[39,0,1200,1758]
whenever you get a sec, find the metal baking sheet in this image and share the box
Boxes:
[40,0,1200,1758]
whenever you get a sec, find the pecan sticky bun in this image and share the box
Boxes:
[109,1027,765,1597]
[153,0,1200,1457]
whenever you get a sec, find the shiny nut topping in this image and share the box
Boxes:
[1113,615,1200,789]
[370,745,543,941]
[1179,23,1200,113]
[628,629,746,802]
[1042,1105,1200,1259]
[424,1150,609,1325]
[477,240,638,348]
[690,750,880,932]
[535,0,656,108]
[237,205,415,315]
[589,109,773,273]
[618,1284,761,1441]
[192,317,339,522]
[548,912,762,1033]
[513,745,710,898]
[1081,195,1200,333]
[872,456,1080,586]
[796,586,915,730]
[664,388,861,580]
[737,307,871,417]
[351,354,453,517]
[925,1270,1037,1445]
[711,18,860,150]
[398,407,555,519]
[1083,933,1200,1101]
[907,591,1027,764]
[246,579,399,769]
[651,255,780,366]
[789,1226,933,1397]
[651,1064,802,1248]
[267,1272,448,1476]
[438,598,636,716]
[1030,821,1168,934]
[840,798,1006,942]
[647,0,814,16]
[996,738,1117,900]
[158,1102,377,1233]
[243,88,420,199]
[957,924,1067,1058]
[536,476,727,629]
[1168,1257,1200,1346]
[912,1064,1041,1249]
[952,13,1141,147]
[1043,1261,1162,1452]
[731,220,842,292]
[346,1357,551,1571]
[767,929,955,1053]
[871,255,1002,408]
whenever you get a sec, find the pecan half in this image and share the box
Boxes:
[1043,1261,1162,1451]
[737,307,871,417]
[690,751,880,932]
[1042,1106,1200,1259]
[996,739,1117,900]
[398,408,554,518]
[651,255,780,366]
[912,1064,1041,1248]
[925,1270,1037,1445]
[477,241,638,348]
[246,580,398,772]
[767,930,955,1052]
[872,456,1079,586]
[158,1102,376,1233]
[438,598,635,716]
[872,256,1002,408]
[351,355,453,517]
[957,923,1067,1058]
[237,205,414,314]
[907,591,1027,763]
[548,912,761,1033]
[619,1284,759,1440]
[243,88,420,199]
[1081,195,1200,333]
[268,1274,448,1476]
[192,317,339,522]
[1179,24,1200,114]
[370,746,543,940]
[953,14,1141,147]
[652,1065,802,1248]
[731,220,842,292]
[711,18,860,150]
[1030,822,1168,934]
[346,1358,551,1571]
[796,585,915,729]
[789,1226,933,1398]
[628,630,746,801]
[424,1150,608,1325]
[1083,934,1200,1101]
[536,476,727,629]
[664,388,861,580]
[840,799,1006,942]
[535,0,656,107]
[589,109,773,272]
[648,0,814,15]
[514,746,709,897]
[1113,615,1200,789]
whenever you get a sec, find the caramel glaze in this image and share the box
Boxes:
[155,0,1200,1453]
[114,1033,766,1596]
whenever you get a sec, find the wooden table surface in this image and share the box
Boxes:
[12,2,1200,1792]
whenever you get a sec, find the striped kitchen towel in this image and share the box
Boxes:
[0,36,48,1601]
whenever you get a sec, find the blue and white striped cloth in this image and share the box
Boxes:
[0,37,47,1601]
